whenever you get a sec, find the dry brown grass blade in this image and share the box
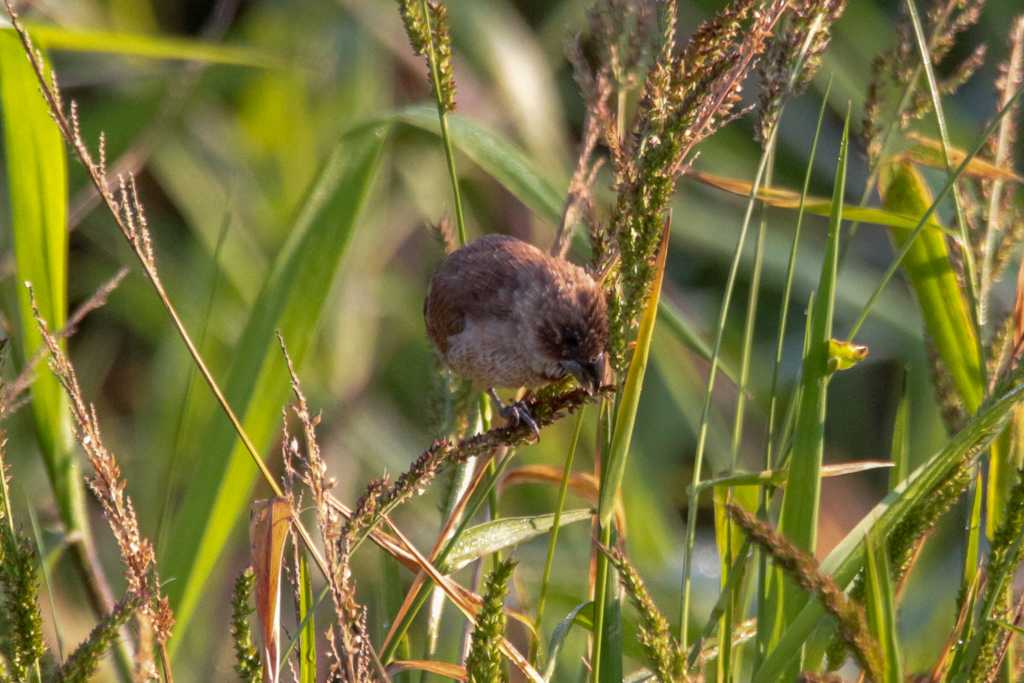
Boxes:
[498,464,627,532]
[381,449,505,652]
[249,497,292,683]
[387,660,466,680]
[381,517,544,683]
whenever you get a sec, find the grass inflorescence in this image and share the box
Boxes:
[3,0,1024,681]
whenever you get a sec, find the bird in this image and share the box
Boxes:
[424,233,608,439]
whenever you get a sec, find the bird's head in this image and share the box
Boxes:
[532,272,608,395]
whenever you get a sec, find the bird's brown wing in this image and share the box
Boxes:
[424,234,549,353]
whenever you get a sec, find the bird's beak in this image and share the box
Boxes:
[564,353,606,395]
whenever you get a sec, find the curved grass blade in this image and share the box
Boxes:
[543,601,592,682]
[597,219,669,526]
[387,659,466,680]
[163,126,387,648]
[691,170,955,237]
[442,509,593,573]
[878,163,982,413]
[899,132,1022,183]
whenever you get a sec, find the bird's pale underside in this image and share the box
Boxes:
[424,234,608,397]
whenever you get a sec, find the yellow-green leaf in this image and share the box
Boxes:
[692,169,954,237]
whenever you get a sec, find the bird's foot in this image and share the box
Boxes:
[488,388,541,442]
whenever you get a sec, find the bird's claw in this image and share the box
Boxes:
[503,400,541,442]
[488,388,541,442]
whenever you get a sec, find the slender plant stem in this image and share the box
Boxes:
[756,78,832,668]
[419,0,467,246]
[847,84,1024,341]
[156,208,232,557]
[978,20,1023,320]
[679,142,773,651]
[840,0,959,253]
[591,520,613,683]
[532,408,586,663]
[590,397,615,683]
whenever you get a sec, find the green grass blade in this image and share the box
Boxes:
[442,509,593,573]
[847,84,1024,341]
[878,162,982,413]
[864,529,902,683]
[597,222,668,527]
[765,108,849,670]
[889,373,911,491]
[754,369,1024,681]
[543,601,592,682]
[298,553,315,683]
[0,31,82,536]
[163,126,387,648]
[876,160,996,584]
[391,105,564,224]
[759,84,831,666]
[534,408,586,662]
[903,0,979,323]
[11,22,281,67]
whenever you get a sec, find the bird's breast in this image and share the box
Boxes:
[442,317,548,389]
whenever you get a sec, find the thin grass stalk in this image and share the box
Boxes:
[418,0,466,245]
[25,502,63,665]
[679,131,773,652]
[591,518,614,683]
[841,0,961,251]
[847,83,1024,341]
[532,408,587,664]
[758,78,832,667]
[719,137,774,683]
[424,405,484,669]
[154,211,232,557]
[979,17,1024,317]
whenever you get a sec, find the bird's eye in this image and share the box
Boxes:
[562,328,580,352]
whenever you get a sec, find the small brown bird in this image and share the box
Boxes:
[424,234,608,438]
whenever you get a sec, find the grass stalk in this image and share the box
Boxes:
[419,0,466,246]
[757,79,832,666]
[532,407,586,663]
[679,134,773,652]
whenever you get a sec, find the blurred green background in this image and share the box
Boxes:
[1,0,1021,678]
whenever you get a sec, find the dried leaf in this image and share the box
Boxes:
[248,498,292,683]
